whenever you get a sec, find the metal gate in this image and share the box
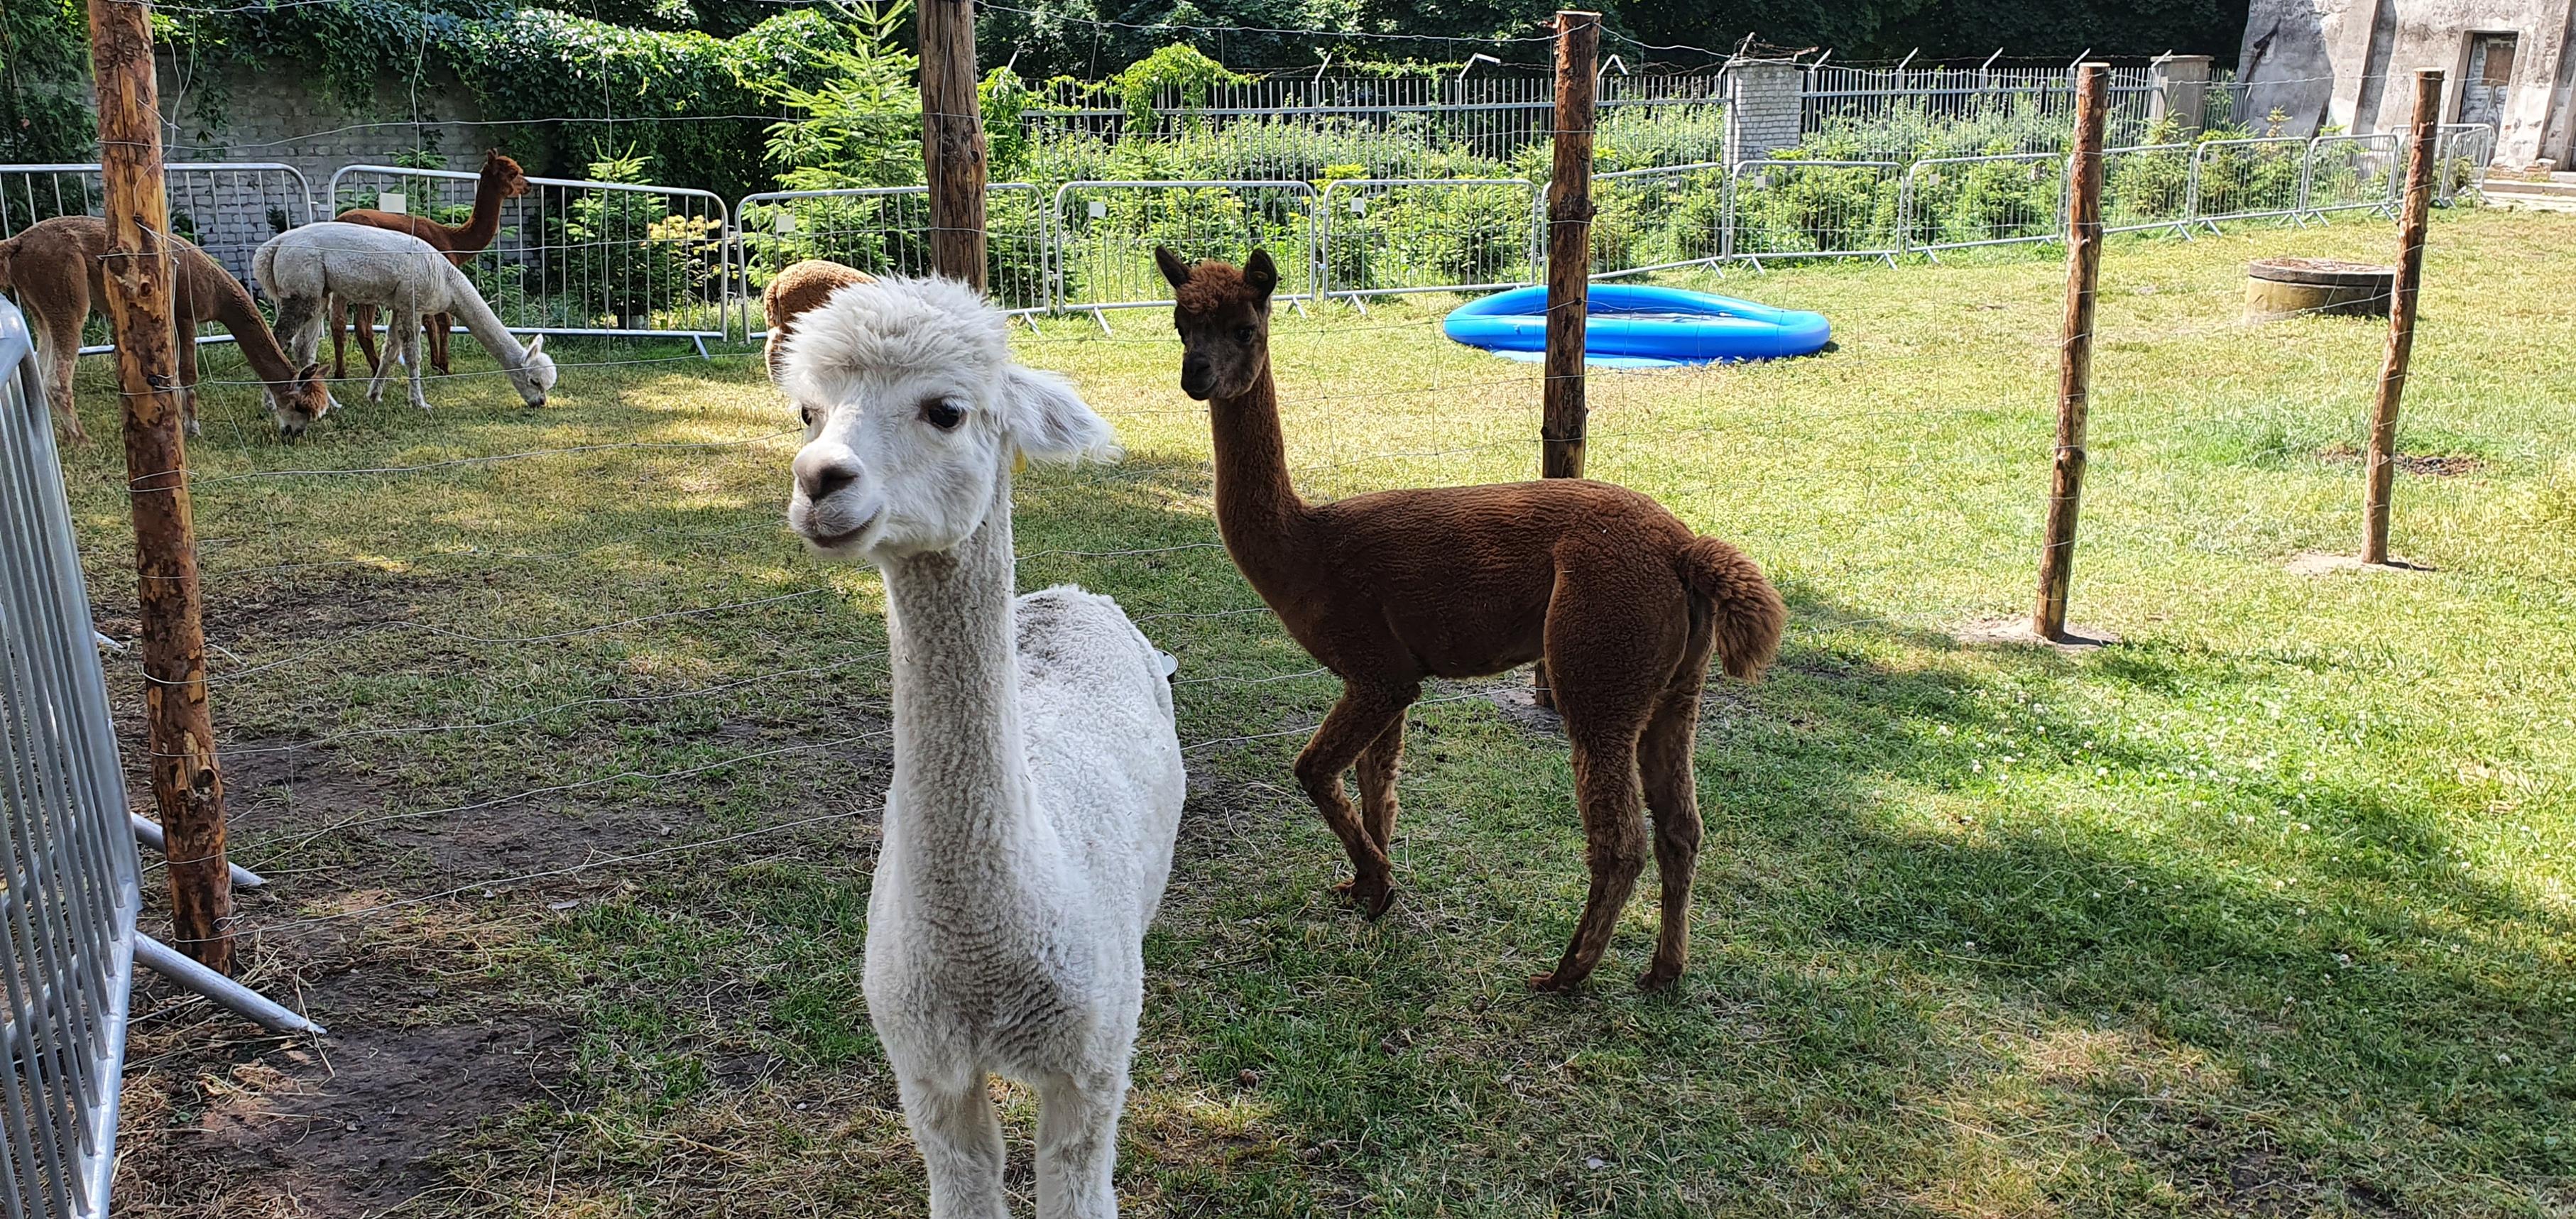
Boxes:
[1051,180,1319,323]
[1316,177,1539,300]
[1587,163,1727,279]
[327,165,729,349]
[1898,152,2067,257]
[2303,133,2400,219]
[731,183,1050,335]
[1726,158,1903,267]
[1,163,317,354]
[2099,143,2196,236]
[2187,136,2310,229]
[1,294,136,1219]
[2430,124,2496,204]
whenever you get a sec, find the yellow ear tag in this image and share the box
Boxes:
[1013,450,1029,475]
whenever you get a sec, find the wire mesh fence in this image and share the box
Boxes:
[1317,177,1539,300]
[2430,124,2497,204]
[1801,63,2158,151]
[326,165,729,344]
[0,295,141,1219]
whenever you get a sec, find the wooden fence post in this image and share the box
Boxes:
[87,0,233,973]
[919,0,987,291]
[1541,9,1600,481]
[2031,62,2109,643]
[1533,9,1598,709]
[2363,70,2443,565]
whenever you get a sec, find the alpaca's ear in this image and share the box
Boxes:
[1153,246,1192,290]
[525,334,545,356]
[1000,363,1119,466]
[1243,248,1278,299]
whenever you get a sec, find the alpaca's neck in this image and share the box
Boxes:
[877,467,1037,908]
[187,249,300,386]
[1208,359,1311,596]
[438,264,523,371]
[454,175,511,252]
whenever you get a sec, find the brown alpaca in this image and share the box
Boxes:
[329,150,530,378]
[760,259,874,388]
[1156,247,1786,993]
[0,216,332,443]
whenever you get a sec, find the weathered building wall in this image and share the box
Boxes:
[2239,0,2576,165]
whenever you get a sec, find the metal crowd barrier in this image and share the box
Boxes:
[327,165,729,354]
[0,162,317,355]
[1,295,320,1219]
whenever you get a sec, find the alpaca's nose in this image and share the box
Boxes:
[1180,356,1214,400]
[794,447,863,503]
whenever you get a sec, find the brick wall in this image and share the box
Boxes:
[1726,62,1805,165]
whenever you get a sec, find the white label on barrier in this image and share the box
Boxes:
[775,211,796,234]
[1349,197,1366,215]
[378,192,407,216]
[1087,199,1108,219]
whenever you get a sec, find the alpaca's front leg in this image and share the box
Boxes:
[898,1070,1010,1219]
[1035,1070,1128,1219]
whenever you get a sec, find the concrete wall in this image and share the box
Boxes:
[2239,0,2575,165]
[158,57,491,195]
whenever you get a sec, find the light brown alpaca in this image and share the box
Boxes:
[0,216,332,443]
[1157,247,1786,993]
[329,150,530,378]
[761,259,874,388]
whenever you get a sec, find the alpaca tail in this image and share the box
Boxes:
[1679,536,1786,682]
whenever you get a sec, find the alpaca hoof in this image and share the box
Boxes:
[1635,964,1683,993]
[1338,876,1395,919]
[1528,971,1580,993]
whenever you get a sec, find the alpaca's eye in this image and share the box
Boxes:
[1235,326,1255,343]
[922,398,966,430]
[799,403,817,429]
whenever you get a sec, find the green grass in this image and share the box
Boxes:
[78,208,2574,1217]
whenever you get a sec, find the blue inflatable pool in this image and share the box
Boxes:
[1443,283,1830,367]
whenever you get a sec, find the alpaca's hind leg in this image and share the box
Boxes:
[1637,611,1718,992]
[1353,718,1405,860]
[1296,682,1417,919]
[31,302,87,444]
[427,312,452,374]
[275,295,324,370]
[1636,693,1705,992]
[351,302,382,383]
[328,296,349,379]
[1532,723,1649,993]
[897,1070,1009,1219]
[397,312,432,413]
[1034,1070,1126,1219]
[364,312,403,405]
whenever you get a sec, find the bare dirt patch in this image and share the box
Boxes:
[2316,442,2485,478]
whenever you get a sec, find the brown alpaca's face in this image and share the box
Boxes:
[485,152,531,199]
[1155,246,1275,401]
[269,363,335,440]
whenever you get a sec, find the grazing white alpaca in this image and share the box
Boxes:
[780,275,1184,1219]
[253,224,556,434]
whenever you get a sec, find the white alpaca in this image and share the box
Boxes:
[253,223,556,434]
[780,275,1184,1219]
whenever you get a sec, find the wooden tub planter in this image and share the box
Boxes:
[2245,257,2396,320]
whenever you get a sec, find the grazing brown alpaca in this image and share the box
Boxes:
[1155,246,1786,993]
[329,150,530,378]
[0,216,332,443]
[760,259,874,388]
